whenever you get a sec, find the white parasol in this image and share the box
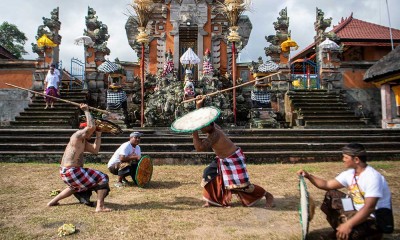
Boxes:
[319,38,339,50]
[74,36,94,47]
[180,48,200,66]
[319,38,340,60]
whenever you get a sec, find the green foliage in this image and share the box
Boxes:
[0,21,28,59]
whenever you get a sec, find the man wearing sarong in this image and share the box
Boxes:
[297,143,392,240]
[43,64,60,109]
[193,96,274,208]
[47,104,112,212]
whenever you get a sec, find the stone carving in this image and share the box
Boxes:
[84,6,110,62]
[32,7,62,55]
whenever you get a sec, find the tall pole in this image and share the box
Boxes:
[385,0,394,50]
[140,42,145,127]
[232,42,237,125]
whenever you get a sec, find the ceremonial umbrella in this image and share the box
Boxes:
[319,38,339,50]
[37,34,57,48]
[74,36,94,47]
[258,60,279,73]
[180,48,200,67]
[97,60,122,73]
[319,38,340,60]
[281,37,299,52]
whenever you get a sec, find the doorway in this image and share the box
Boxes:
[179,25,198,81]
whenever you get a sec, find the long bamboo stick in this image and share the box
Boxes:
[5,83,112,115]
[181,71,282,104]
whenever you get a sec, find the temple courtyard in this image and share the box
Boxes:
[0,162,399,239]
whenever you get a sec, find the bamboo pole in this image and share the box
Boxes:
[5,83,112,114]
[180,71,282,104]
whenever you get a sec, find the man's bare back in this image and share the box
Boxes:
[193,123,237,158]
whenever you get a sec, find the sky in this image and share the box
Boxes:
[1,0,399,69]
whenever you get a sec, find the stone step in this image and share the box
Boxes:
[1,150,400,164]
[9,120,74,126]
[0,142,398,152]
[28,102,86,107]
[1,128,399,136]
[294,107,351,111]
[303,116,361,121]
[15,115,76,120]
[32,98,86,103]
[301,108,355,116]
[294,102,348,107]
[20,111,77,116]
[290,99,343,103]
[24,106,80,111]
[1,135,399,144]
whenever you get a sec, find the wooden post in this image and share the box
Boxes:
[140,43,145,128]
[232,42,237,125]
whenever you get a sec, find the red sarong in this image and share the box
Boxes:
[203,149,266,207]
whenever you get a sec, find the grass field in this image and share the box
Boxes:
[0,161,399,240]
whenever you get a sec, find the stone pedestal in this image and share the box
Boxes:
[249,108,279,128]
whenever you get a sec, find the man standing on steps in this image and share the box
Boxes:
[47,103,112,212]
[43,64,61,109]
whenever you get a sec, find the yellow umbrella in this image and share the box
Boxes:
[37,34,57,48]
[281,37,299,52]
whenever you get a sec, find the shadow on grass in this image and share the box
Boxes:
[106,196,202,211]
[142,180,183,189]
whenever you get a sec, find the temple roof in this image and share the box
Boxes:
[364,45,400,83]
[292,13,400,59]
[0,45,17,59]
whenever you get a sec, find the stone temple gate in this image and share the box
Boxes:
[125,0,252,79]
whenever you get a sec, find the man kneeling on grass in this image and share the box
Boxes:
[47,104,112,212]
[298,143,393,240]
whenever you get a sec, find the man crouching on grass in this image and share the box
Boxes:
[47,103,112,212]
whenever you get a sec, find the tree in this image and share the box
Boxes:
[0,21,28,59]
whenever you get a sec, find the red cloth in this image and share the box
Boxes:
[218,148,250,189]
[60,167,109,192]
[203,149,267,207]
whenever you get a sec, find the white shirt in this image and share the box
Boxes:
[107,141,141,168]
[335,165,392,211]
[44,71,60,89]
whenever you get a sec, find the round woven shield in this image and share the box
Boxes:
[171,106,221,133]
[299,175,310,240]
[94,118,123,135]
[80,116,123,135]
[135,155,153,188]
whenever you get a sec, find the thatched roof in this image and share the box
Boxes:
[364,45,400,82]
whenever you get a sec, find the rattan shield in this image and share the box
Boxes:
[80,116,123,135]
[135,155,153,188]
[171,106,221,133]
[299,175,310,240]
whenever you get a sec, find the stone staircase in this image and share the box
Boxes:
[287,89,368,128]
[9,89,88,129]
[1,128,399,164]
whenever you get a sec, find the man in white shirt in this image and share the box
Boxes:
[108,132,142,187]
[297,143,392,240]
[43,64,61,109]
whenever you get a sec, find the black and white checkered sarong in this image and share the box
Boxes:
[107,90,127,109]
[251,90,271,103]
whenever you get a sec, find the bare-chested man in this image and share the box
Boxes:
[192,96,274,208]
[47,103,112,212]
